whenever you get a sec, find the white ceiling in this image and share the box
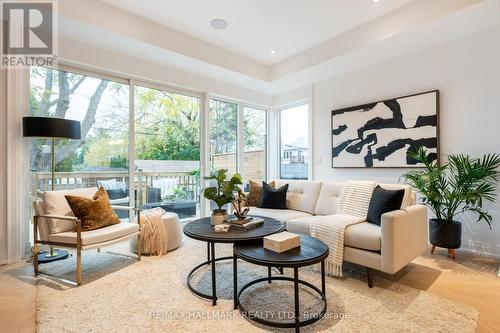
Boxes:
[58,0,500,94]
[100,0,415,65]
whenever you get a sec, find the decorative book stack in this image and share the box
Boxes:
[264,232,301,253]
[225,217,264,230]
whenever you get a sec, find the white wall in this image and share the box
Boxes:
[272,85,310,107]
[0,69,7,264]
[58,37,272,107]
[306,26,500,257]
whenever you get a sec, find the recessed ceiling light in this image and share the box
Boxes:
[210,19,228,30]
[372,0,380,2]
[270,49,277,55]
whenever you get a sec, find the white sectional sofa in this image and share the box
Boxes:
[250,180,428,287]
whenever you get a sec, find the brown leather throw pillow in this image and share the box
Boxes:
[65,187,121,231]
[246,180,275,207]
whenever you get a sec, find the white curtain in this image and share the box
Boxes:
[0,69,7,264]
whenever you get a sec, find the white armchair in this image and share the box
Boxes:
[32,187,141,285]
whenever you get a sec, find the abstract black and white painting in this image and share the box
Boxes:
[331,90,439,168]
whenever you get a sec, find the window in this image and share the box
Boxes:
[28,66,270,224]
[243,106,266,187]
[209,99,238,176]
[29,66,131,217]
[280,104,309,179]
[135,85,201,221]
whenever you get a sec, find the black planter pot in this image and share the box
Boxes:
[429,219,462,249]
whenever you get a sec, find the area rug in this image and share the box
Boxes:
[36,238,478,333]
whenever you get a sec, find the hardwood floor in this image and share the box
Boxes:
[377,248,500,333]
[0,261,36,333]
[0,247,498,333]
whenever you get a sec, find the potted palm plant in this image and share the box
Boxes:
[203,169,242,225]
[403,148,500,257]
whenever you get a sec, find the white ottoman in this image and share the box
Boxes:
[131,212,183,254]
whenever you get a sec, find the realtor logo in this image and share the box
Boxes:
[1,1,56,67]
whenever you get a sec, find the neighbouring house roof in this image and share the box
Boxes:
[283,137,308,151]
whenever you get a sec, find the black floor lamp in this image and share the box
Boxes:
[23,116,81,263]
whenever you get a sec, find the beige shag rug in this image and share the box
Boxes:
[36,238,478,333]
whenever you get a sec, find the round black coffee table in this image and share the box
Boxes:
[233,235,329,333]
[183,216,284,305]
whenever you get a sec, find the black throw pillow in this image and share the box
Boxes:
[259,182,288,209]
[367,185,405,225]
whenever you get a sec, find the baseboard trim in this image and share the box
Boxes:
[458,246,500,259]
[426,241,500,259]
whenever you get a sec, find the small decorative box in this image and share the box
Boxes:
[263,232,300,253]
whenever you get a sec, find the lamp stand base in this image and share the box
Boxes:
[37,249,69,264]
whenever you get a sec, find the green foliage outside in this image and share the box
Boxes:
[135,87,200,161]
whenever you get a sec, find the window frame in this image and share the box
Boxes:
[242,105,268,183]
[28,65,207,217]
[28,65,135,214]
[208,96,270,182]
[278,101,311,180]
[208,97,240,176]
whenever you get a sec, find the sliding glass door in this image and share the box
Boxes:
[135,85,201,221]
[29,66,131,217]
[28,66,269,225]
[29,67,203,222]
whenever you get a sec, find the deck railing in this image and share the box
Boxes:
[33,170,200,203]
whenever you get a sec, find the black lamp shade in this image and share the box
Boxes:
[23,117,81,139]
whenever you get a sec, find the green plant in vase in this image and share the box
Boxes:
[403,147,500,258]
[203,169,242,225]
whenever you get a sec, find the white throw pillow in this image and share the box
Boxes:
[42,187,98,234]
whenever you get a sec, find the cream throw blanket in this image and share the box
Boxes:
[140,208,168,256]
[310,181,376,277]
